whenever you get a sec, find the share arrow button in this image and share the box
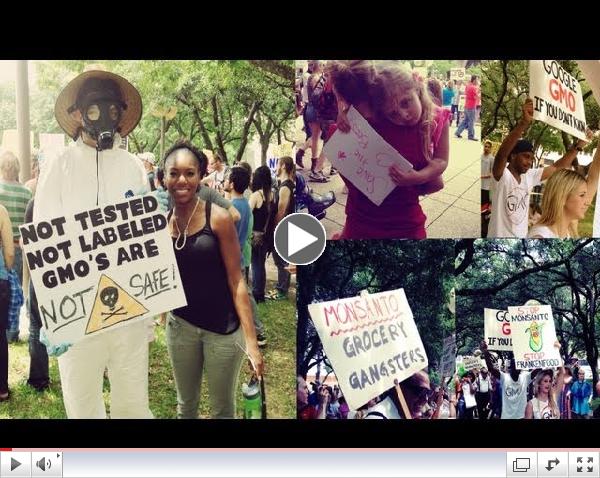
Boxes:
[539,452,568,477]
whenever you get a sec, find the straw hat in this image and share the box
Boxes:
[55,69,142,140]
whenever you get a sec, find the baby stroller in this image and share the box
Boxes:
[296,172,336,220]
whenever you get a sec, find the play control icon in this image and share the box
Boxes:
[274,213,326,265]
[1,452,31,476]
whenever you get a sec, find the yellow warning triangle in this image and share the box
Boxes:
[86,274,149,334]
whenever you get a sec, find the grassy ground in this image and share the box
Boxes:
[0,299,296,419]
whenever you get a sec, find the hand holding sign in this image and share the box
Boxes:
[336,107,351,133]
[389,164,424,187]
[521,98,534,126]
[575,128,594,149]
[322,106,413,206]
[40,328,72,356]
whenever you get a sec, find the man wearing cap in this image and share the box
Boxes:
[34,69,152,418]
[487,98,586,238]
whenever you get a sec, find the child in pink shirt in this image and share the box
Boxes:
[328,60,450,239]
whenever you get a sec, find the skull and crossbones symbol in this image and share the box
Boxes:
[100,286,127,321]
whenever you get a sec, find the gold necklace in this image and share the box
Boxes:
[173,198,200,251]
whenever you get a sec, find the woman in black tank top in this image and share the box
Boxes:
[162,141,264,419]
[249,165,273,303]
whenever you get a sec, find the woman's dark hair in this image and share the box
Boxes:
[162,139,208,178]
[278,156,296,178]
[251,165,272,203]
[326,60,376,106]
[156,167,165,189]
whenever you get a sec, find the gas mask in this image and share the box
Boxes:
[81,98,124,151]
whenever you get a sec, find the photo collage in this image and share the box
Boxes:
[0,59,599,421]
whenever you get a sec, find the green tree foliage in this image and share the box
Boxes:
[456,239,600,392]
[297,240,455,386]
[29,60,294,163]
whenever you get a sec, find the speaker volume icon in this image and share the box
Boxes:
[36,457,52,471]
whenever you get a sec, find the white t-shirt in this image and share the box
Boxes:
[501,371,531,419]
[463,382,477,409]
[488,167,544,238]
[528,224,563,239]
[530,397,559,419]
[476,375,491,393]
[480,154,494,191]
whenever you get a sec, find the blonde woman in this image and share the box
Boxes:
[525,368,565,419]
[529,136,600,239]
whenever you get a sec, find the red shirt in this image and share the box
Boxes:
[465,83,479,109]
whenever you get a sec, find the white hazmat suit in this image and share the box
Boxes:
[34,135,153,418]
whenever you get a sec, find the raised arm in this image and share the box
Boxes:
[586,135,600,202]
[493,99,533,181]
[541,131,590,181]
[480,340,500,378]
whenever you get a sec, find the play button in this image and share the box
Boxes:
[0,452,31,477]
[274,213,326,265]
[11,458,21,471]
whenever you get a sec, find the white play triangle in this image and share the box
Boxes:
[288,221,318,256]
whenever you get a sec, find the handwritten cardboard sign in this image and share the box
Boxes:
[439,334,456,377]
[322,106,413,206]
[461,356,482,371]
[450,68,465,81]
[508,304,562,370]
[484,308,513,351]
[530,60,587,140]
[308,288,428,410]
[21,194,187,346]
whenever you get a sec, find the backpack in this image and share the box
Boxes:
[309,74,338,122]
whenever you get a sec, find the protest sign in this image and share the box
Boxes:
[439,334,456,377]
[21,194,187,345]
[579,61,600,238]
[308,288,428,410]
[530,60,587,140]
[462,356,482,371]
[450,68,465,82]
[508,304,562,370]
[484,308,513,351]
[323,106,413,206]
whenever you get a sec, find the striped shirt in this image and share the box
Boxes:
[0,181,32,239]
